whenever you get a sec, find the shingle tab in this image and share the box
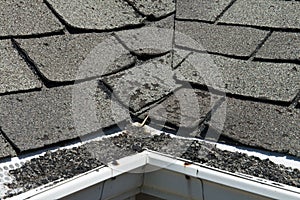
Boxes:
[217,98,300,157]
[46,0,144,30]
[0,135,14,159]
[219,0,300,29]
[0,0,63,37]
[16,34,136,82]
[255,32,300,61]
[126,0,175,19]
[0,81,128,151]
[103,54,180,113]
[175,21,268,57]
[116,26,173,57]
[176,0,232,22]
[0,40,41,94]
[175,53,300,102]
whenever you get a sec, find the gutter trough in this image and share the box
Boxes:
[3,150,300,200]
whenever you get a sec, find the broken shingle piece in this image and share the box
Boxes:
[16,34,136,82]
[176,0,232,22]
[175,53,300,102]
[138,88,212,129]
[127,0,175,19]
[0,0,63,37]
[102,54,180,113]
[0,81,128,152]
[219,0,300,29]
[175,21,269,57]
[0,40,41,94]
[255,32,300,61]
[46,0,144,30]
[216,98,300,157]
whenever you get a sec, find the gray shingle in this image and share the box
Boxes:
[217,98,300,157]
[116,26,173,57]
[0,0,63,37]
[175,21,269,57]
[175,52,300,102]
[255,32,300,61]
[0,81,128,151]
[103,54,180,113]
[176,0,232,22]
[149,14,174,30]
[0,135,14,159]
[219,0,300,29]
[127,0,175,19]
[46,0,144,30]
[0,40,41,94]
[139,88,212,128]
[16,34,136,82]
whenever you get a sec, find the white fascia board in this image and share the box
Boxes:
[145,151,300,200]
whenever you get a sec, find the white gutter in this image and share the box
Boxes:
[5,150,300,200]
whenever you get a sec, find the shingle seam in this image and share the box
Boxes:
[214,0,238,24]
[290,90,300,108]
[217,22,300,32]
[123,0,147,18]
[174,18,215,25]
[0,128,20,154]
[179,81,292,108]
[0,30,64,40]
[0,88,41,97]
[174,45,250,60]
[43,0,71,33]
[175,44,300,65]
[171,6,176,69]
[253,57,300,65]
[248,31,273,60]
[113,34,170,61]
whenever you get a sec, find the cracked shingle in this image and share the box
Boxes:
[138,88,213,129]
[175,53,300,102]
[46,0,144,30]
[0,0,63,37]
[0,40,41,94]
[102,54,180,113]
[127,0,175,19]
[0,81,128,151]
[16,34,136,82]
[215,98,300,157]
[219,0,300,29]
[255,32,300,61]
[175,21,269,57]
[176,0,233,22]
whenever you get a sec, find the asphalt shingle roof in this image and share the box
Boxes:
[0,0,299,196]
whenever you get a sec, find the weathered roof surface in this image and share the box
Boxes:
[0,40,41,94]
[0,0,299,196]
[0,0,63,37]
